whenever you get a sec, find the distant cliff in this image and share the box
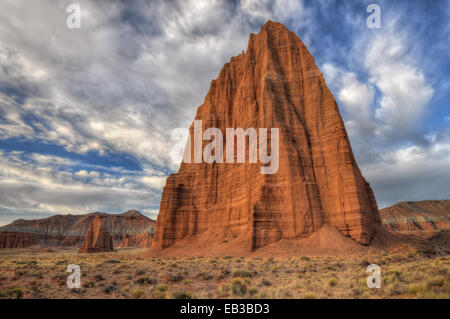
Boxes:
[380,200,450,238]
[0,210,155,248]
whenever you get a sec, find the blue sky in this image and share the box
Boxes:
[0,0,449,225]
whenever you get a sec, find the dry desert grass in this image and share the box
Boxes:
[0,246,448,299]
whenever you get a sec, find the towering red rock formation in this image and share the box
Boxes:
[151,21,381,254]
[380,200,450,238]
[78,215,114,253]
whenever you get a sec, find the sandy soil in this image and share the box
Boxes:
[0,244,448,299]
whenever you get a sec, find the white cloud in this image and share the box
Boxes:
[365,33,434,136]
[141,176,166,189]
[322,63,375,137]
[362,141,450,207]
[0,0,447,223]
[0,150,166,223]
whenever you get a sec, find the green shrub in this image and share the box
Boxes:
[102,283,116,294]
[157,284,168,292]
[328,278,338,287]
[302,292,317,299]
[248,287,258,296]
[232,270,253,278]
[408,283,426,295]
[8,286,24,299]
[132,289,145,299]
[134,276,156,285]
[427,277,445,287]
[154,290,166,299]
[83,280,95,288]
[94,274,105,282]
[172,291,193,299]
[232,279,247,296]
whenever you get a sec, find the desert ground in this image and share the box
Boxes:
[0,246,448,299]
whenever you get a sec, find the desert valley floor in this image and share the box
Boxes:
[0,246,448,299]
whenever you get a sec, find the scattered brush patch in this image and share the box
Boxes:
[352,288,361,296]
[301,256,310,261]
[154,290,166,299]
[172,291,193,299]
[248,287,258,297]
[70,288,85,295]
[387,283,406,296]
[196,271,213,280]
[94,274,105,282]
[182,279,192,285]
[427,276,445,288]
[134,276,157,285]
[328,278,338,287]
[132,289,145,299]
[216,284,231,297]
[166,273,183,282]
[104,259,121,264]
[221,268,231,275]
[82,280,95,288]
[102,282,117,294]
[232,270,254,278]
[157,284,168,292]
[261,279,272,286]
[301,292,317,299]
[7,286,24,299]
[408,283,427,296]
[135,270,146,276]
[232,279,247,296]
[388,269,403,278]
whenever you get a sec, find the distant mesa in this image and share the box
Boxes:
[0,210,155,249]
[78,215,114,253]
[380,200,450,238]
[147,21,382,257]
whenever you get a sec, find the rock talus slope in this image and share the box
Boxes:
[150,21,381,255]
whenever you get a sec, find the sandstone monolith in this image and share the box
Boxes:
[150,21,381,255]
[78,215,114,253]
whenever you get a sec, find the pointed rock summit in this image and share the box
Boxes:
[78,215,114,253]
[150,21,381,255]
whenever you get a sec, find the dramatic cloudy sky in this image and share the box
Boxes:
[0,0,449,225]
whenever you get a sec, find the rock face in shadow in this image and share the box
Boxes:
[0,210,155,248]
[118,232,154,248]
[380,200,450,238]
[78,215,114,253]
[151,21,381,255]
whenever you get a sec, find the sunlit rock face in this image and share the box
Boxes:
[152,21,381,254]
